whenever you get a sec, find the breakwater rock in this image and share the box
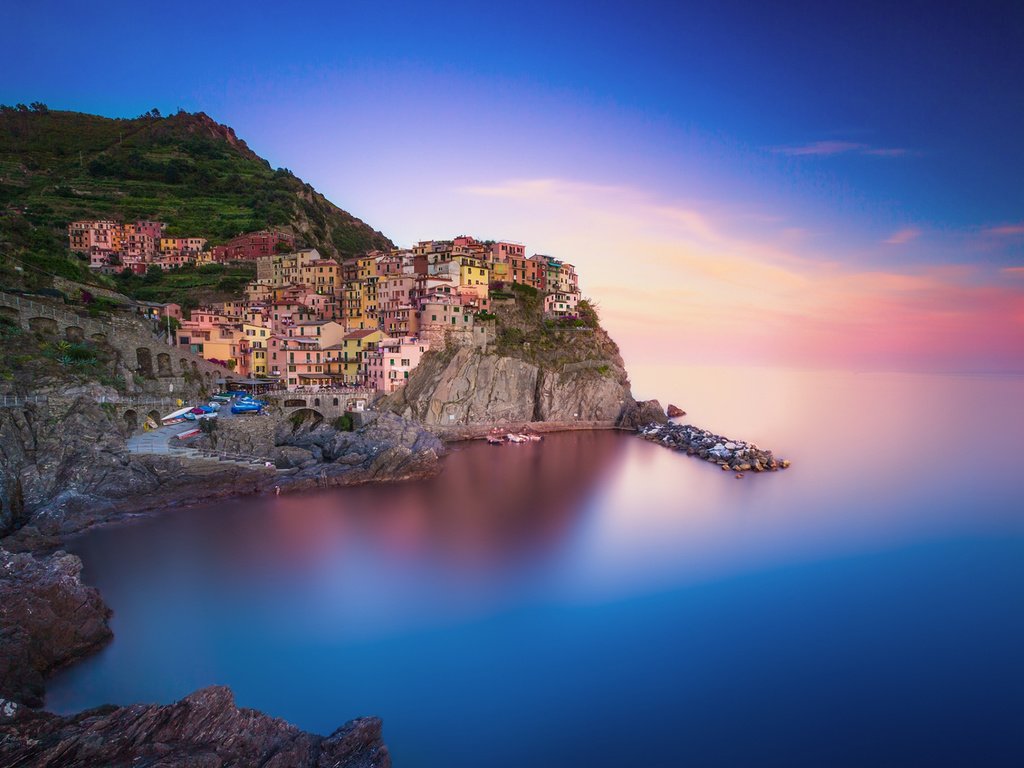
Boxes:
[0,548,112,708]
[0,685,391,768]
[638,422,791,474]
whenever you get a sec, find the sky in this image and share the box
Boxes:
[4,0,1023,372]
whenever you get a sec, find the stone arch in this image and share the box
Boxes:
[90,332,107,343]
[136,347,154,378]
[284,398,307,408]
[289,408,324,428]
[146,410,161,428]
[123,409,138,434]
[28,316,58,335]
[64,325,84,342]
[156,352,172,377]
[180,358,190,374]
[0,305,18,323]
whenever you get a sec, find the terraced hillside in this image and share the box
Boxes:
[0,105,392,292]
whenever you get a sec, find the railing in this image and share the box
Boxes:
[0,394,50,407]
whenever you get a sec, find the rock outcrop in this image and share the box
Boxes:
[0,548,112,708]
[0,685,390,768]
[616,399,668,430]
[277,412,445,489]
[667,404,686,418]
[386,332,637,430]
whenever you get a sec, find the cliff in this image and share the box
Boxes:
[385,289,660,434]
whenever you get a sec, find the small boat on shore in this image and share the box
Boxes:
[231,402,263,415]
[486,435,504,445]
[161,406,192,424]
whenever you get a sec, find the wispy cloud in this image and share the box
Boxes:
[884,227,922,245]
[985,223,1024,237]
[772,141,908,158]
[454,177,1024,371]
[1002,267,1024,278]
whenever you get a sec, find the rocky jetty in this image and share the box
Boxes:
[0,685,390,768]
[638,422,791,474]
[0,548,112,708]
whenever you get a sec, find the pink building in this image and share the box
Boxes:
[364,337,430,393]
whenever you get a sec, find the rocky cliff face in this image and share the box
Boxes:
[0,548,112,708]
[385,299,646,430]
[0,685,390,768]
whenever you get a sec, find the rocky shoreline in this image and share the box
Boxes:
[638,421,791,475]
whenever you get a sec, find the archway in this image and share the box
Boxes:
[288,408,324,430]
[180,358,190,374]
[146,410,161,430]
[123,409,138,434]
[64,325,84,342]
[156,352,172,377]
[90,332,106,343]
[28,317,58,336]
[136,347,154,378]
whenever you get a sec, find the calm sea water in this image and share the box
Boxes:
[48,367,1024,767]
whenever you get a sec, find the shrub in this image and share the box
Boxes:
[333,413,354,431]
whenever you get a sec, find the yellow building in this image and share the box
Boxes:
[325,328,385,384]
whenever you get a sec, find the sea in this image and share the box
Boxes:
[46,366,1024,767]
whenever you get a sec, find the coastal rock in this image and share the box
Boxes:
[616,399,668,430]
[385,317,638,430]
[282,412,445,488]
[0,548,112,707]
[667,404,686,418]
[0,685,391,768]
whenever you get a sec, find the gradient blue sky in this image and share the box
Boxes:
[4,1,1023,370]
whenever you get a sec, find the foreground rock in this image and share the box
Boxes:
[638,422,791,473]
[0,548,111,708]
[616,399,668,430]
[667,404,686,418]
[275,412,445,489]
[0,685,390,768]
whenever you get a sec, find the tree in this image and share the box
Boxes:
[143,264,163,284]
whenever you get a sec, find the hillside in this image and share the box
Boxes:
[0,105,392,292]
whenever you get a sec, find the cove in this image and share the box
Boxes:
[47,367,1024,767]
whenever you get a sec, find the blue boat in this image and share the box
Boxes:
[231,402,263,415]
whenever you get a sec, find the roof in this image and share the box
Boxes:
[344,329,382,339]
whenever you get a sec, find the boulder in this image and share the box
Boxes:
[0,685,391,768]
[667,404,686,418]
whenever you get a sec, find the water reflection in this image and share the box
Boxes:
[46,368,1024,768]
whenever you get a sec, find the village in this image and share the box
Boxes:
[67,221,582,394]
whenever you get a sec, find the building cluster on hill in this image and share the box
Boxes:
[116,235,582,394]
[68,220,294,273]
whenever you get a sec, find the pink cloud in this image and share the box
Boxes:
[1002,267,1024,278]
[772,141,908,158]
[884,227,922,245]
[985,223,1024,237]
[772,141,865,156]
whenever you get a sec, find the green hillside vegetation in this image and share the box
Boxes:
[0,104,392,295]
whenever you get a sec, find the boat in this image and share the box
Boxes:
[211,393,232,403]
[175,427,201,440]
[161,406,192,424]
[486,435,504,445]
[206,401,221,411]
[231,402,263,415]
[505,433,528,443]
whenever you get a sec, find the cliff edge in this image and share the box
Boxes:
[385,287,661,434]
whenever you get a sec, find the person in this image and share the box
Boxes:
[274,485,280,496]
